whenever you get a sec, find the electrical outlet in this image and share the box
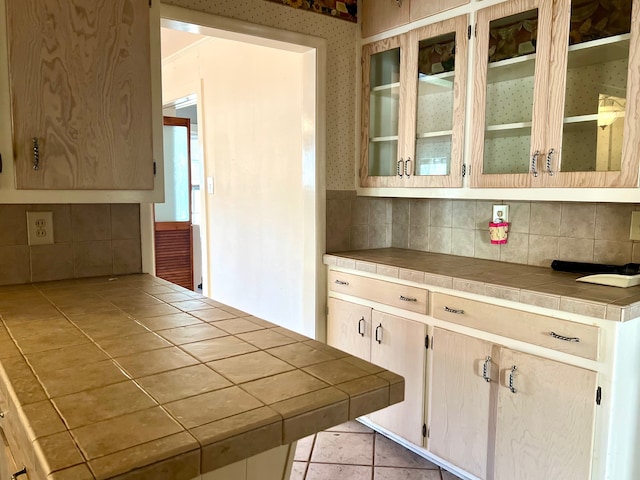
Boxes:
[492,204,509,223]
[26,211,54,245]
[630,211,640,240]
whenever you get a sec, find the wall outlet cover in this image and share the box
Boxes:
[26,211,54,245]
[492,204,509,223]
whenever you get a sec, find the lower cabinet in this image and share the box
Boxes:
[327,298,427,445]
[428,327,598,480]
[0,427,19,480]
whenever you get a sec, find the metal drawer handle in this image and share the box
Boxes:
[545,148,555,176]
[357,317,365,337]
[334,279,349,286]
[397,158,404,178]
[375,323,383,344]
[404,157,412,177]
[399,295,417,302]
[550,331,580,343]
[32,137,40,170]
[508,365,517,393]
[482,356,492,382]
[530,150,539,177]
[12,467,28,480]
[444,306,464,314]
[0,411,4,418]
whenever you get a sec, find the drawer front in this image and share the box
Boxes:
[431,293,599,360]
[329,271,428,314]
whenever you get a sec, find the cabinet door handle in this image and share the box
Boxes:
[530,150,539,177]
[375,323,383,344]
[404,157,412,177]
[399,295,417,302]
[395,0,403,7]
[550,331,580,343]
[357,317,365,337]
[508,365,517,393]
[545,148,555,176]
[482,356,492,382]
[334,279,349,286]
[11,467,28,480]
[443,306,464,314]
[397,158,404,178]
[32,137,40,170]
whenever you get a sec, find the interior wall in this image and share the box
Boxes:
[163,36,315,336]
[162,0,357,191]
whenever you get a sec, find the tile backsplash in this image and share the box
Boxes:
[326,191,640,268]
[0,204,141,285]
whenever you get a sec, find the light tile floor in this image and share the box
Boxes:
[290,421,462,480]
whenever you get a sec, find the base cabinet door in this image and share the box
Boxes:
[428,328,495,479]
[368,310,426,445]
[326,298,372,361]
[0,428,18,480]
[494,349,597,480]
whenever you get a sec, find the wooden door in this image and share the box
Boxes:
[428,328,496,480]
[154,117,193,290]
[403,15,468,188]
[470,0,554,188]
[494,349,597,480]
[369,310,426,445]
[361,0,411,38]
[6,0,153,190]
[540,0,640,187]
[326,298,372,361]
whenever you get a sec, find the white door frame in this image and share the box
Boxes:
[142,4,327,340]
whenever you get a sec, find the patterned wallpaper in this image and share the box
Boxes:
[163,0,358,190]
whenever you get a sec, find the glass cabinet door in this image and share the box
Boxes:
[360,36,406,187]
[470,0,553,187]
[542,0,639,187]
[404,16,468,188]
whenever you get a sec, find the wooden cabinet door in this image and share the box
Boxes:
[428,328,496,480]
[470,0,554,188]
[540,0,640,187]
[361,0,411,38]
[6,0,154,190]
[326,298,372,361]
[0,428,18,480]
[369,310,426,445]
[494,349,597,480]
[410,0,470,22]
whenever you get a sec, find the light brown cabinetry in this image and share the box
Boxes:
[471,0,640,188]
[5,0,154,190]
[410,0,470,22]
[360,16,468,188]
[428,326,598,479]
[327,298,427,445]
[0,427,26,480]
[361,0,411,38]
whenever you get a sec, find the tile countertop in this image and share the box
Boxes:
[324,248,640,322]
[0,275,403,480]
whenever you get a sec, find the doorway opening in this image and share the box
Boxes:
[157,6,326,338]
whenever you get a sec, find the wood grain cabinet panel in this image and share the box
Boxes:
[361,0,411,38]
[410,0,470,22]
[5,0,154,190]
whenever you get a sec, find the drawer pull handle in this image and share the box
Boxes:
[399,295,417,302]
[444,306,464,314]
[508,365,517,393]
[357,317,365,337]
[11,467,28,480]
[0,412,4,418]
[482,356,492,382]
[334,279,349,286]
[375,323,383,344]
[550,331,580,343]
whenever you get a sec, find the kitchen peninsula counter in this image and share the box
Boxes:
[325,248,640,322]
[0,275,403,480]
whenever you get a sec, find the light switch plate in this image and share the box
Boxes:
[492,204,509,223]
[630,211,640,240]
[26,211,54,245]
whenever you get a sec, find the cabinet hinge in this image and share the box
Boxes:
[462,164,466,177]
[425,334,429,350]
[149,0,152,6]
[422,423,427,438]
[467,25,471,39]
[475,23,478,37]
[325,304,329,316]
[596,386,602,405]
[0,153,2,173]
[153,161,157,175]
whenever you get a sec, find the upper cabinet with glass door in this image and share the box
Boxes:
[471,0,640,188]
[543,0,639,187]
[360,16,468,188]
